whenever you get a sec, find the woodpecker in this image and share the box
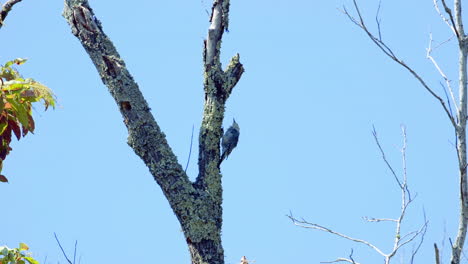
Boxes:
[220,118,240,164]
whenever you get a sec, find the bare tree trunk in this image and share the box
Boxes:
[452,29,468,264]
[447,1,468,263]
[62,1,243,263]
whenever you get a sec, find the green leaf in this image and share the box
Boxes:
[0,69,19,81]
[0,120,8,135]
[0,246,9,255]
[0,97,5,114]
[26,81,56,109]
[23,256,39,264]
[18,243,28,251]
[4,58,27,68]
[6,98,29,129]
[2,80,27,92]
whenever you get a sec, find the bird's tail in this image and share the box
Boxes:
[218,151,227,167]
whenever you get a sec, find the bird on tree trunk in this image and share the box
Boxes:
[220,118,240,165]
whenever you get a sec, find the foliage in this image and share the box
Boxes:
[0,58,55,183]
[0,243,39,264]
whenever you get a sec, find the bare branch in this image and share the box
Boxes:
[321,250,360,264]
[372,126,403,189]
[0,0,23,28]
[321,258,361,264]
[363,216,397,223]
[73,240,77,264]
[434,243,441,264]
[395,220,429,252]
[288,215,386,257]
[409,213,428,264]
[400,125,412,200]
[434,0,458,36]
[375,0,382,41]
[54,233,73,264]
[342,0,457,128]
[441,0,461,40]
[441,82,457,123]
[427,32,459,115]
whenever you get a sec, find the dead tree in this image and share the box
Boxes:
[339,1,468,263]
[289,126,427,264]
[62,1,244,264]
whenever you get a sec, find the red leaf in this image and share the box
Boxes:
[0,175,8,182]
[21,89,36,98]
[27,114,34,133]
[8,119,21,140]
[2,127,11,144]
[0,144,7,160]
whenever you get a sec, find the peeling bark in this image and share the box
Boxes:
[63,0,243,263]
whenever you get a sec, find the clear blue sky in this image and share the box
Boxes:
[0,0,462,263]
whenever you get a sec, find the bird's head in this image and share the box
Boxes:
[232,118,240,131]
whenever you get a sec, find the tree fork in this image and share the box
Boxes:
[63,0,243,263]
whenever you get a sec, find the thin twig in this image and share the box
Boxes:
[409,211,428,264]
[401,125,412,200]
[321,258,361,264]
[73,240,77,264]
[185,124,195,172]
[427,32,459,115]
[440,0,461,40]
[434,243,441,264]
[434,0,457,35]
[288,215,386,256]
[363,216,397,223]
[375,0,382,41]
[442,82,456,123]
[372,126,403,189]
[54,233,73,264]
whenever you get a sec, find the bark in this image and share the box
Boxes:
[62,1,243,264]
[0,0,23,29]
[451,0,468,263]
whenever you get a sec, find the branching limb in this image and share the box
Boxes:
[54,233,74,264]
[291,127,426,264]
[372,126,403,189]
[288,216,386,257]
[196,0,244,194]
[341,0,457,128]
[427,32,459,115]
[438,0,460,39]
[434,243,441,264]
[64,0,243,262]
[0,0,23,28]
[321,258,361,264]
[344,1,468,263]
[321,250,361,264]
[409,213,428,264]
[363,216,397,223]
[62,0,210,245]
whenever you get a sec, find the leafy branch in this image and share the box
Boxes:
[0,243,39,264]
[0,58,55,183]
